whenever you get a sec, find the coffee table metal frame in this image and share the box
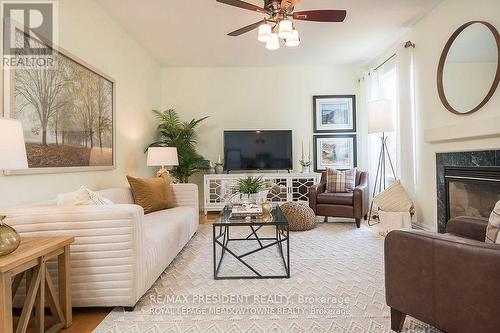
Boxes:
[212,205,290,280]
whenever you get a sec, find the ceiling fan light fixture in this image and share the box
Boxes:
[265,33,280,50]
[285,29,300,47]
[257,23,272,42]
[278,19,293,39]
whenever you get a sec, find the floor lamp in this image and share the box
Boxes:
[367,99,396,226]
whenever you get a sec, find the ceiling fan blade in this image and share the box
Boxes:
[293,10,347,22]
[281,0,300,11]
[228,20,266,36]
[216,0,268,14]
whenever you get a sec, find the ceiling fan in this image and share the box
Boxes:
[216,0,347,50]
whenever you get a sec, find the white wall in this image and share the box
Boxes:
[161,66,361,204]
[0,0,161,209]
[372,0,500,230]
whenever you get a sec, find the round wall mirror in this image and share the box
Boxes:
[437,21,500,115]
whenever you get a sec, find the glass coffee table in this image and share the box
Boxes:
[213,204,290,280]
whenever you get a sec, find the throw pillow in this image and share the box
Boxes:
[57,186,114,206]
[486,200,500,244]
[326,168,356,193]
[126,176,175,214]
[373,180,413,212]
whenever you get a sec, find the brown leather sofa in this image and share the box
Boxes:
[385,216,500,333]
[308,171,369,228]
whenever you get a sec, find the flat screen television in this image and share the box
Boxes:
[224,130,293,171]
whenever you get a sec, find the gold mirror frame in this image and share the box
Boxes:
[437,21,500,115]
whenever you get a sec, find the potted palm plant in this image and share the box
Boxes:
[148,109,210,183]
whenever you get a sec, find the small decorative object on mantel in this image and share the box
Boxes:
[0,119,29,256]
[207,161,216,174]
[300,140,312,173]
[313,134,357,172]
[313,95,356,133]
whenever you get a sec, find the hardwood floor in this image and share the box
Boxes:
[19,213,217,333]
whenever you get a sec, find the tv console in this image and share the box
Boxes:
[203,172,321,214]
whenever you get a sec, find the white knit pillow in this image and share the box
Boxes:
[57,186,114,206]
[373,180,413,212]
[486,200,500,244]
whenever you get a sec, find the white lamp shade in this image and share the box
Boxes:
[0,118,28,170]
[285,29,300,47]
[368,99,395,134]
[278,19,293,39]
[147,147,179,167]
[266,33,280,50]
[257,23,271,43]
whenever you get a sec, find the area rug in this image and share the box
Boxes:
[93,223,439,333]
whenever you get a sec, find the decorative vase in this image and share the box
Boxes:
[0,216,21,257]
[301,166,310,174]
[261,201,273,215]
[215,163,224,174]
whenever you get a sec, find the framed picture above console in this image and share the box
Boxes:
[313,134,357,171]
[313,95,356,133]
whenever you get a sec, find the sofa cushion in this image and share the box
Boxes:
[97,187,134,205]
[326,168,356,193]
[317,192,354,205]
[486,200,500,244]
[141,206,199,293]
[127,176,175,214]
[57,186,113,206]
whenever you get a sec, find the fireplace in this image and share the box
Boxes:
[445,167,500,222]
[436,150,500,233]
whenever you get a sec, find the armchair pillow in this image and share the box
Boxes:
[326,168,356,193]
[126,175,175,214]
[486,200,500,244]
[373,180,413,212]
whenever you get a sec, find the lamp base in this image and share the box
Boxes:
[0,215,21,257]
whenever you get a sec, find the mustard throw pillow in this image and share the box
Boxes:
[126,176,175,214]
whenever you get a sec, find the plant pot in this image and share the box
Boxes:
[301,166,310,174]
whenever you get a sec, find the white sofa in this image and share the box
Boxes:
[2,183,199,308]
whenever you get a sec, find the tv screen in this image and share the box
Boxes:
[224,130,293,171]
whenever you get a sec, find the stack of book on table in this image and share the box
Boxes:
[231,205,263,218]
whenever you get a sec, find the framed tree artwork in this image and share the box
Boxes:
[3,25,115,174]
[313,95,356,133]
[313,135,357,172]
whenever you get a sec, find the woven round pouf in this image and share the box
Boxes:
[280,202,317,231]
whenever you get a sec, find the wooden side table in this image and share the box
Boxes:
[0,237,74,333]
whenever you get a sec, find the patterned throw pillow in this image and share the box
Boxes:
[326,168,356,193]
[486,200,500,244]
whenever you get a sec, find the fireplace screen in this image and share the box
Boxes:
[448,180,500,219]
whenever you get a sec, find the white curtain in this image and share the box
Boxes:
[359,43,416,210]
[396,44,416,200]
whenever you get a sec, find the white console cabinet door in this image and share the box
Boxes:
[203,173,321,213]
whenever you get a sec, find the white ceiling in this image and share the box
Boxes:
[99,0,441,67]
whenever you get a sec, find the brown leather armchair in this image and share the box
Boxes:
[385,216,500,333]
[308,171,369,228]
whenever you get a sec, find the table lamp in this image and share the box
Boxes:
[147,147,179,178]
[0,118,28,256]
[367,99,397,226]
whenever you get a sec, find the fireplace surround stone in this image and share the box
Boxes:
[436,150,500,233]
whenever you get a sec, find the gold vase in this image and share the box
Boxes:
[261,201,273,214]
[0,216,21,257]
